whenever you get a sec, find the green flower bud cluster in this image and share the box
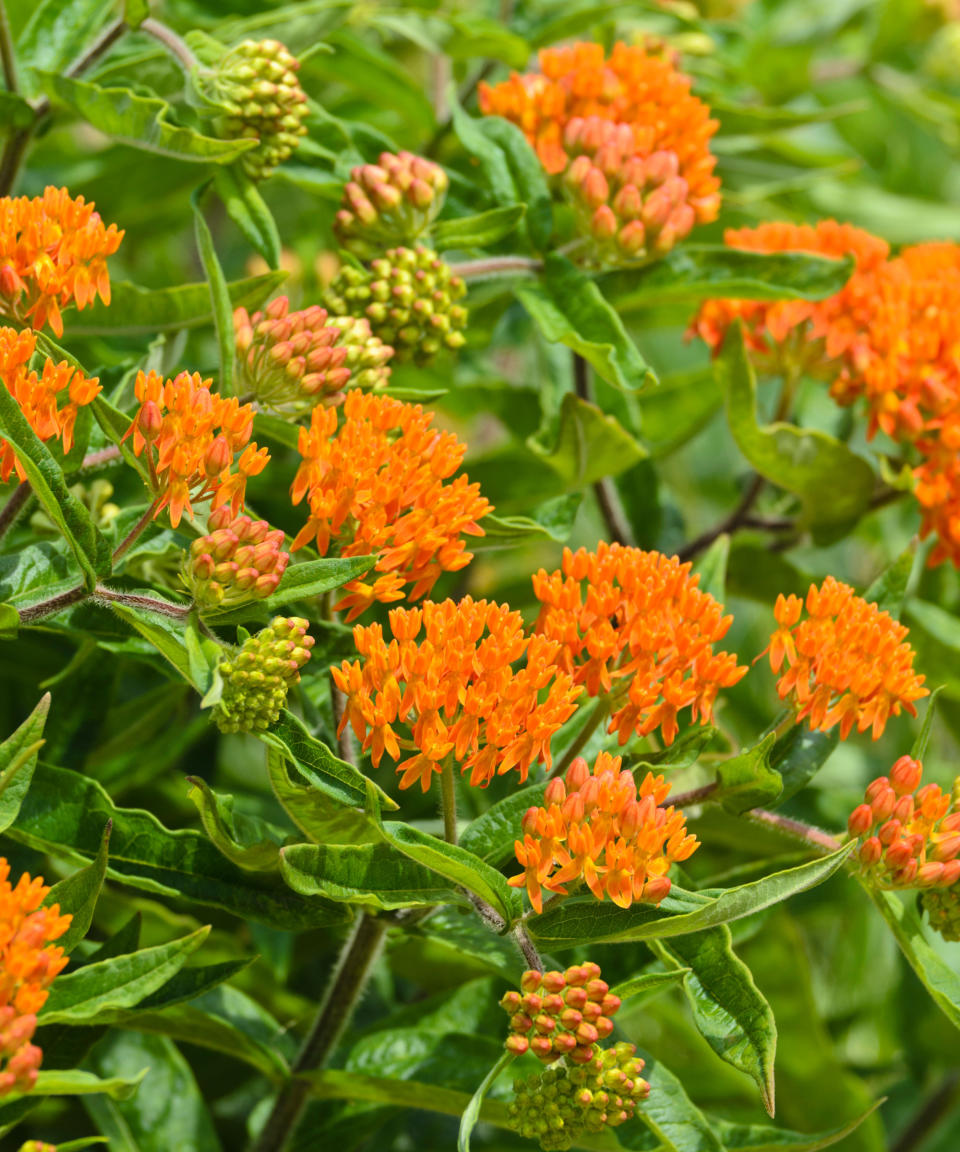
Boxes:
[922,883,960,941]
[335,151,450,259]
[324,246,467,365]
[182,506,289,612]
[326,315,394,391]
[214,617,314,734]
[508,1043,650,1151]
[208,39,308,181]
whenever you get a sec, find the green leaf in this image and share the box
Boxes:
[214,165,282,269]
[124,0,150,28]
[17,0,113,93]
[279,839,467,910]
[654,926,778,1116]
[477,495,582,548]
[640,1052,726,1152]
[460,780,547,865]
[64,271,286,335]
[0,89,36,129]
[41,927,210,1024]
[529,846,853,948]
[8,761,350,931]
[715,733,783,815]
[187,777,282,871]
[45,819,111,953]
[193,188,235,395]
[266,748,382,846]
[90,396,149,483]
[107,600,211,691]
[0,380,112,588]
[434,205,526,251]
[516,254,656,392]
[713,1103,883,1152]
[458,1052,516,1152]
[205,555,377,625]
[472,116,553,249]
[529,392,647,490]
[693,534,729,604]
[13,1067,147,1100]
[610,968,689,1003]
[863,543,916,617]
[717,325,875,534]
[0,602,17,639]
[911,686,944,761]
[770,724,839,806]
[605,245,855,309]
[38,72,257,163]
[0,693,49,833]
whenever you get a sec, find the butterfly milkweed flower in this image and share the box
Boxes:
[532,544,747,747]
[479,40,720,225]
[126,369,269,527]
[290,392,491,620]
[510,752,698,913]
[0,859,72,1096]
[0,187,123,337]
[691,220,890,374]
[0,327,101,483]
[766,578,928,739]
[332,597,581,792]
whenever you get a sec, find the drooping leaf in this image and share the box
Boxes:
[637,1052,726,1152]
[107,600,213,691]
[187,777,283,871]
[0,693,49,833]
[45,819,111,953]
[434,205,526,251]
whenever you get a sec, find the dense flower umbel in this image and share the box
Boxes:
[848,757,960,892]
[290,392,491,619]
[323,245,468,364]
[509,1043,650,1151]
[0,186,123,337]
[214,616,314,733]
[766,578,928,739]
[326,315,393,392]
[691,220,890,374]
[127,369,269,527]
[0,327,101,483]
[501,964,622,1064]
[333,597,581,791]
[479,40,720,222]
[234,297,351,414]
[533,544,747,747]
[181,506,289,611]
[562,117,698,264]
[205,39,308,181]
[335,151,449,259]
[511,753,698,914]
[0,859,72,1097]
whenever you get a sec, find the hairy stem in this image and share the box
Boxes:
[452,256,543,280]
[249,912,388,1152]
[440,757,458,846]
[746,808,842,854]
[17,584,88,624]
[573,352,634,546]
[0,0,17,93]
[512,922,543,971]
[671,781,720,809]
[94,587,191,620]
[0,480,31,541]
[79,445,122,472]
[112,500,160,563]
[140,17,199,72]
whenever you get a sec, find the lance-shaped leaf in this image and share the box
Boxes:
[460,780,548,865]
[214,166,282,269]
[911,686,944,761]
[434,205,526,250]
[45,819,111,953]
[770,724,840,807]
[529,392,647,490]
[108,600,213,692]
[193,188,236,395]
[863,544,916,618]
[717,325,874,535]
[610,968,689,1004]
[713,1102,883,1152]
[458,1052,516,1152]
[639,1052,726,1152]
[17,0,114,92]
[528,846,853,948]
[476,495,582,549]
[187,777,283,872]
[266,749,382,846]
[0,693,49,833]
[11,1067,147,1100]
[653,927,778,1116]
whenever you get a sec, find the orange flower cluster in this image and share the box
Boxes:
[848,755,960,889]
[691,220,890,371]
[290,391,491,620]
[479,40,720,222]
[0,326,100,483]
[333,597,581,791]
[127,369,269,527]
[0,186,123,337]
[766,578,928,740]
[532,543,747,747]
[511,752,698,913]
[500,964,622,1064]
[0,859,72,1096]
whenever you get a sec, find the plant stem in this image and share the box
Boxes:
[112,501,160,563]
[250,912,388,1152]
[140,17,199,72]
[79,445,122,472]
[94,587,191,620]
[440,757,458,846]
[746,808,842,855]
[891,1072,960,1152]
[0,480,31,541]
[512,922,543,971]
[17,584,88,624]
[32,18,127,121]
[671,781,720,809]
[452,256,542,280]
[0,0,18,92]
[676,473,765,563]
[573,352,634,546]
[550,696,610,779]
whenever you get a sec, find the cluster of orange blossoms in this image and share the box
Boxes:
[532,544,747,747]
[500,964,622,1064]
[0,860,72,1096]
[0,187,122,337]
[766,578,928,740]
[848,756,960,889]
[290,391,491,620]
[511,752,698,914]
[480,41,720,225]
[0,326,101,483]
[333,597,581,791]
[127,369,269,527]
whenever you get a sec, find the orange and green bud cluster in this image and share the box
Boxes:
[234,297,351,415]
[17,1142,57,1152]
[214,617,314,733]
[324,246,467,364]
[327,315,393,391]
[181,506,289,611]
[208,39,308,181]
[501,964,622,1064]
[562,117,698,265]
[848,756,960,892]
[335,151,449,259]
[508,1042,650,1150]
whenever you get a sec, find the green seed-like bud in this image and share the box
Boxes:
[213,616,314,733]
[922,883,960,942]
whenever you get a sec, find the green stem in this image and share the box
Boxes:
[670,781,720,809]
[249,912,388,1152]
[451,256,542,280]
[550,696,610,779]
[0,0,18,92]
[440,756,458,845]
[0,479,31,541]
[112,500,160,563]
[746,808,842,855]
[140,17,199,72]
[573,352,633,546]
